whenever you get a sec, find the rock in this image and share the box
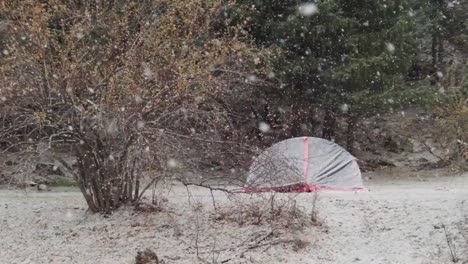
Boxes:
[37,184,48,191]
[26,181,38,187]
[409,138,425,153]
[135,248,159,264]
[250,256,259,263]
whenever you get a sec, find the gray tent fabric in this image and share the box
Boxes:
[246,137,364,191]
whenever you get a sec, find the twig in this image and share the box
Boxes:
[311,192,320,224]
[442,224,459,263]
[219,231,293,263]
[210,189,217,211]
[180,181,234,194]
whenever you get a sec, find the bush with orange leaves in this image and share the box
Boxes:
[0,0,262,212]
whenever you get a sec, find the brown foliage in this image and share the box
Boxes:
[0,0,259,212]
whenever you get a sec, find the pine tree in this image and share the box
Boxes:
[235,0,421,148]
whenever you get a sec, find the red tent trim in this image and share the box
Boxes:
[242,183,367,193]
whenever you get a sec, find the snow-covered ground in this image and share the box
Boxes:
[1,172,467,264]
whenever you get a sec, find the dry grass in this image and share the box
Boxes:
[210,193,314,229]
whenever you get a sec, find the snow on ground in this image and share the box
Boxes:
[1,172,467,264]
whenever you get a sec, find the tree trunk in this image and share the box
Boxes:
[346,116,358,154]
[322,108,337,140]
[432,34,438,68]
[437,37,444,68]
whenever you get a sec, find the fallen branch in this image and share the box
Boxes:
[441,224,459,263]
[180,181,236,194]
[220,231,296,263]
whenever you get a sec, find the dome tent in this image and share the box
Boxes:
[245,137,365,192]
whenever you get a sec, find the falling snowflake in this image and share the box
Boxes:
[258,122,271,133]
[436,71,443,78]
[267,72,276,79]
[106,119,119,135]
[64,210,74,220]
[76,32,84,40]
[447,1,456,8]
[247,74,258,82]
[385,43,395,53]
[143,65,153,79]
[167,158,178,168]
[134,95,143,104]
[137,120,146,130]
[340,104,350,113]
[2,49,9,55]
[298,3,318,16]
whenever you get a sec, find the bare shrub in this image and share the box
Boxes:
[0,1,259,212]
[212,193,312,229]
